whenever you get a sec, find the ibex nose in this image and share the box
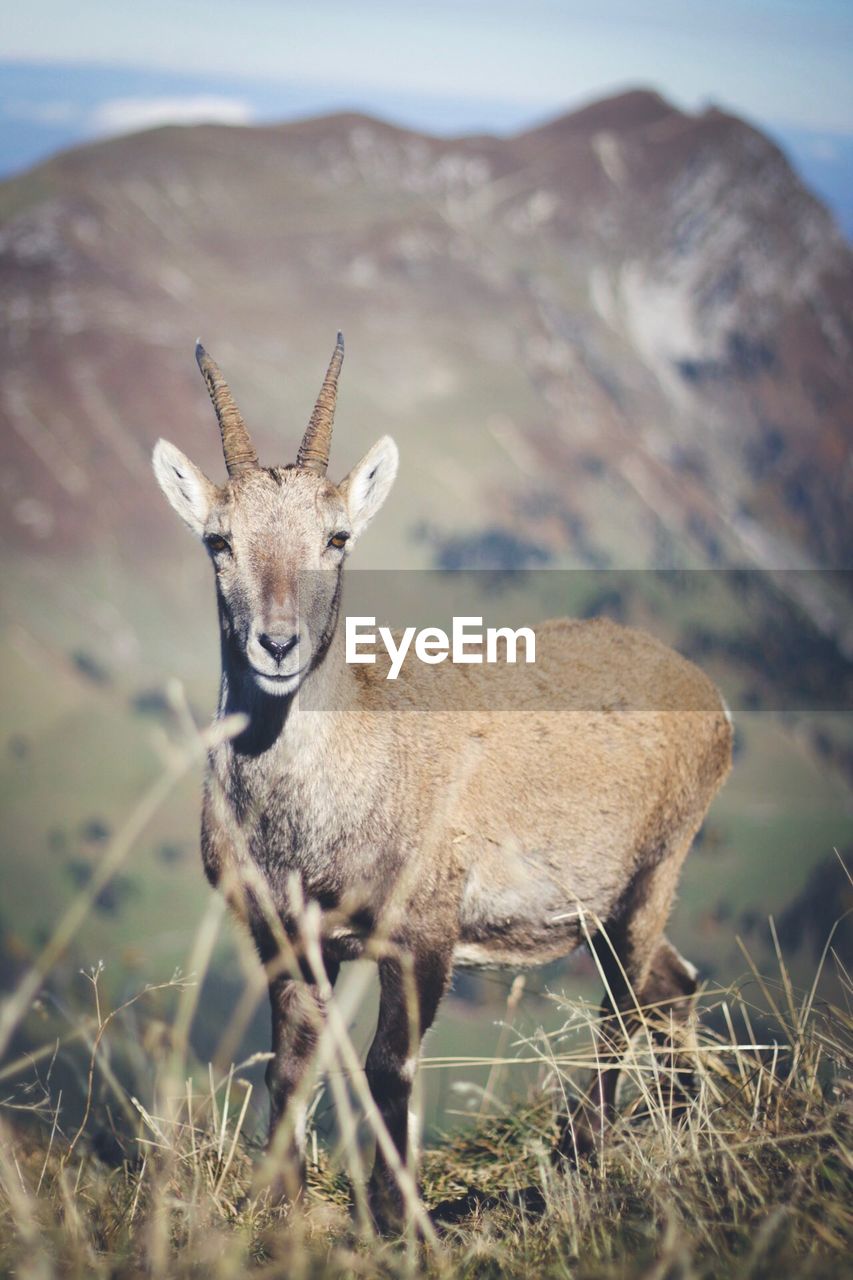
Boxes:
[258,632,299,663]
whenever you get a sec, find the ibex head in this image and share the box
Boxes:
[152,335,398,696]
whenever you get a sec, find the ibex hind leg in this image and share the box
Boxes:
[555,844,700,1164]
[638,936,700,1121]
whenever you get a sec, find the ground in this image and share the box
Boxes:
[1,939,850,1280]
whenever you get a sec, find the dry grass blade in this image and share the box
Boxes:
[1,714,850,1278]
[0,708,245,1063]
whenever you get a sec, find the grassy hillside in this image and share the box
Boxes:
[0,93,851,1276]
[1,547,850,1139]
[1,878,850,1278]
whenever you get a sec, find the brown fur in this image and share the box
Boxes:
[153,352,732,1230]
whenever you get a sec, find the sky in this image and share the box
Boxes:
[2,1,853,231]
[5,0,853,130]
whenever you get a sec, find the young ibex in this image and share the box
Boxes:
[153,335,732,1228]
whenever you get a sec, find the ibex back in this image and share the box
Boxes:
[153,335,732,1230]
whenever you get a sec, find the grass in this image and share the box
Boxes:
[0,699,851,1278]
[1,955,851,1279]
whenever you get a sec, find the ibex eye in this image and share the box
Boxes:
[328,532,349,550]
[205,534,230,553]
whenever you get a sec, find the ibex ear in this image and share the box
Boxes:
[152,439,216,536]
[338,436,398,540]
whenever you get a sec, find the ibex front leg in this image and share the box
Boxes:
[365,949,450,1232]
[265,963,339,1203]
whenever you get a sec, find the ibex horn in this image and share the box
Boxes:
[195,341,259,476]
[296,332,344,474]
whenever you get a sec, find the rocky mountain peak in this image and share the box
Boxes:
[0,90,850,569]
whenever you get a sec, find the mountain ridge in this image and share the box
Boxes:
[1,89,850,569]
[0,90,851,1020]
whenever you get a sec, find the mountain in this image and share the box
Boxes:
[0,88,851,572]
[0,90,851,1026]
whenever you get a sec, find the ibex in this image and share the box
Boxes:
[153,335,732,1228]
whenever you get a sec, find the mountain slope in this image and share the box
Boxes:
[0,91,851,1042]
[0,89,850,570]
